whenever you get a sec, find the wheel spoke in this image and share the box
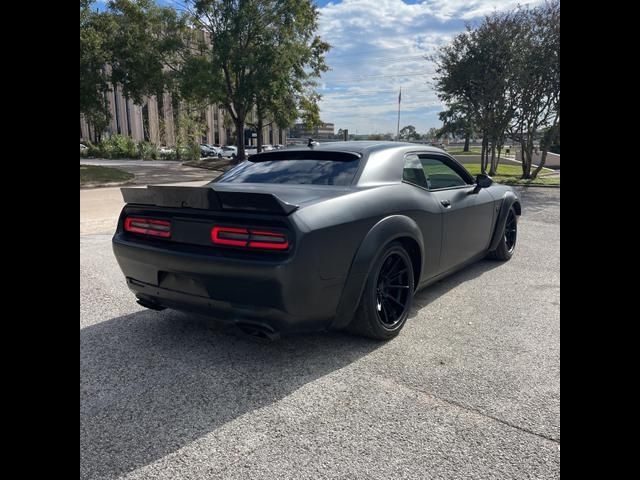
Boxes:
[385,295,405,309]
[375,252,413,327]
[385,256,401,276]
[381,300,393,323]
[387,268,408,280]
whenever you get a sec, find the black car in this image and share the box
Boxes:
[113,142,520,340]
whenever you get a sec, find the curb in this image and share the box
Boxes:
[80,180,135,190]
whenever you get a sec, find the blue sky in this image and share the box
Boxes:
[313,0,544,134]
[96,0,544,134]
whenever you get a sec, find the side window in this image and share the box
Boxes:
[402,154,428,189]
[420,156,468,189]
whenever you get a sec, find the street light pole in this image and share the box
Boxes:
[396,87,401,141]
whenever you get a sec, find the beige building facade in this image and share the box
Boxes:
[80,85,289,147]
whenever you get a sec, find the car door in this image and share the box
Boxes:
[419,154,495,272]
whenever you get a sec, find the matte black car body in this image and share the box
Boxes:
[112,142,521,336]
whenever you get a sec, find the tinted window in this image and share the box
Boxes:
[402,154,429,188]
[421,157,468,189]
[216,153,361,186]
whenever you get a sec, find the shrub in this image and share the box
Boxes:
[87,141,105,158]
[98,134,138,159]
[137,140,158,160]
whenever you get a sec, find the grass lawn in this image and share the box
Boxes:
[464,164,559,186]
[80,165,134,186]
[445,147,483,155]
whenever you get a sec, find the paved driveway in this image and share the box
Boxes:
[80,187,560,480]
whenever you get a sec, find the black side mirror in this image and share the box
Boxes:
[474,173,493,192]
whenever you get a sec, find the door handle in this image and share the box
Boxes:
[440,200,451,208]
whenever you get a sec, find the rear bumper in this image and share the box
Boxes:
[112,235,345,334]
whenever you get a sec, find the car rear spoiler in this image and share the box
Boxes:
[120,185,298,215]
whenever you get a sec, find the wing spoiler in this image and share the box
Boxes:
[120,185,299,215]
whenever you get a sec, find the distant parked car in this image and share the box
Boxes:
[262,144,275,151]
[200,144,219,158]
[159,146,175,155]
[274,144,285,150]
[220,146,238,159]
[80,143,88,155]
[205,144,223,156]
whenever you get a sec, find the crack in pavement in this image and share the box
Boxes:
[394,380,560,445]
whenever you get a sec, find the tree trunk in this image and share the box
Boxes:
[256,103,264,153]
[533,115,558,179]
[521,139,533,179]
[235,118,245,163]
[532,149,548,179]
[480,136,488,174]
[256,122,263,153]
[488,143,497,176]
[463,133,470,152]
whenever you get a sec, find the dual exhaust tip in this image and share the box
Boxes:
[136,298,280,341]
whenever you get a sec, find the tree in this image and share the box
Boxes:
[508,1,560,179]
[188,0,329,161]
[434,1,559,178]
[80,0,112,141]
[105,0,187,104]
[437,103,474,151]
[424,127,440,142]
[434,9,523,174]
[399,125,420,141]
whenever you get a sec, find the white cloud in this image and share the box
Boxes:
[315,0,544,134]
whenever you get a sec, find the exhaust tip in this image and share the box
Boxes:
[136,298,166,311]
[235,322,280,342]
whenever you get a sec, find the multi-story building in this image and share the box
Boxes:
[80,86,288,147]
[289,121,335,139]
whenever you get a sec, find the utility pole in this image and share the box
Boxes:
[396,87,402,141]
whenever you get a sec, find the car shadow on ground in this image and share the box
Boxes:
[409,258,503,319]
[80,257,505,480]
[80,311,380,479]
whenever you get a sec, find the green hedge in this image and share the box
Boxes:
[80,135,199,161]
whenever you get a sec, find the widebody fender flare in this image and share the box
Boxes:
[488,191,521,252]
[331,215,424,330]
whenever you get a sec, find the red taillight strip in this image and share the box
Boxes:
[248,230,289,250]
[211,226,249,246]
[211,226,289,250]
[124,217,171,238]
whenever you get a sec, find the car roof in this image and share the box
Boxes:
[285,141,445,156]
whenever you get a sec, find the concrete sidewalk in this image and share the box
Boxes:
[80,180,208,235]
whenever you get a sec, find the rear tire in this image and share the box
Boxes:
[487,207,518,261]
[347,241,415,340]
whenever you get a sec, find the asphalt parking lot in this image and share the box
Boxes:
[80,187,559,480]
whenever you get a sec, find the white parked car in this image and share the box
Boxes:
[261,144,274,151]
[80,143,88,155]
[220,146,238,159]
[159,146,175,155]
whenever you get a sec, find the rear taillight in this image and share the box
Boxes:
[124,217,171,238]
[212,226,289,250]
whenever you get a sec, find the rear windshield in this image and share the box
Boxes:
[216,151,361,186]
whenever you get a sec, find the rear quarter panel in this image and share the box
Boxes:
[292,183,442,283]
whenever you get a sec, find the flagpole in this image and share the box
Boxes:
[396,87,401,141]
